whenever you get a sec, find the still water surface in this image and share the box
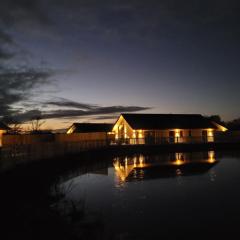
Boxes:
[58,151,240,239]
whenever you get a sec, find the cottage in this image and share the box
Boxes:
[0,122,10,147]
[112,114,227,144]
[67,123,113,134]
[66,122,115,143]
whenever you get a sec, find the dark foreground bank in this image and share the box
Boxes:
[0,154,112,240]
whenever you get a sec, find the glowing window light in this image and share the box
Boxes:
[0,130,3,147]
[67,127,74,134]
[107,132,114,135]
[207,129,214,142]
[207,129,214,137]
[175,129,180,138]
[138,130,143,138]
[115,128,119,139]
[124,126,128,139]
[132,130,136,138]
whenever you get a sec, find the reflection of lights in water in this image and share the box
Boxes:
[171,153,186,165]
[133,157,137,167]
[139,155,144,167]
[125,157,128,167]
[133,169,137,179]
[176,152,184,160]
[113,155,147,182]
[176,170,183,185]
[209,169,217,182]
[208,151,216,163]
[176,169,182,176]
[139,169,144,179]
[173,159,185,166]
[113,152,219,185]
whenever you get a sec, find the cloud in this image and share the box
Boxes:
[92,115,119,121]
[0,68,52,122]
[0,1,54,123]
[20,105,150,122]
[48,0,240,41]
[0,48,14,60]
[42,98,151,119]
[0,30,13,44]
[43,97,98,110]
[0,0,51,27]
[3,0,239,45]
[5,99,151,123]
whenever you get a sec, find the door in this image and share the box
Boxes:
[169,131,175,143]
[202,130,207,142]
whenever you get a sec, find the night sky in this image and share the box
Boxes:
[0,0,240,129]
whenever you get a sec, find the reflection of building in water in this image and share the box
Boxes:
[172,153,186,165]
[113,151,218,183]
[113,155,147,182]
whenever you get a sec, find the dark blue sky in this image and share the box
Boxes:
[1,0,240,128]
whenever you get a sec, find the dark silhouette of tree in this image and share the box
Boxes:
[29,116,46,134]
[8,123,22,134]
[225,118,240,131]
[205,115,226,126]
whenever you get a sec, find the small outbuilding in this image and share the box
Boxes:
[67,123,114,134]
[66,123,115,143]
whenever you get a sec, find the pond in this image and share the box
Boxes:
[56,151,240,239]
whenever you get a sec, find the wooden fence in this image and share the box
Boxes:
[0,131,239,171]
[0,132,113,170]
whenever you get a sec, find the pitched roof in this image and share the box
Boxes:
[121,114,217,130]
[68,123,113,133]
[0,122,10,130]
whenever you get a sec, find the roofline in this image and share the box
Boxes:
[68,122,113,128]
[71,122,113,124]
[121,113,204,116]
[118,113,217,130]
[113,114,136,130]
[211,121,228,131]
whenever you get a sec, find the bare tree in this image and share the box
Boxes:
[29,116,46,133]
[9,123,23,134]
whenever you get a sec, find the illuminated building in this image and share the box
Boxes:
[112,113,227,144]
